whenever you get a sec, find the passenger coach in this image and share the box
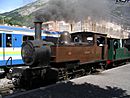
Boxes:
[0,25,60,67]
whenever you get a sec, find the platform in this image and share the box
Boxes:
[5,64,130,98]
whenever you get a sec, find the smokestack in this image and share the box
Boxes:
[34,21,43,40]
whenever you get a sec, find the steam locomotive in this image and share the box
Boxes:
[10,21,130,89]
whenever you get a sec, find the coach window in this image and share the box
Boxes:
[0,34,2,47]
[6,34,12,47]
[23,35,34,42]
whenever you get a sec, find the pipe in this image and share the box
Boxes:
[34,21,43,40]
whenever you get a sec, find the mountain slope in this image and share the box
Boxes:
[0,0,49,27]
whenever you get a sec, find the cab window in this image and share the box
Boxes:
[23,35,34,42]
[82,34,94,45]
[6,34,12,47]
[74,36,82,43]
[0,34,2,47]
[85,36,94,45]
[113,40,119,49]
[97,36,105,46]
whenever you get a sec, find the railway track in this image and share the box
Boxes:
[0,78,14,97]
[1,62,127,97]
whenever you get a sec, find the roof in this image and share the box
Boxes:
[44,30,63,34]
[0,25,34,32]
[0,25,63,35]
[71,31,107,36]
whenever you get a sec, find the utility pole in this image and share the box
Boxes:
[3,17,5,24]
[1,16,5,24]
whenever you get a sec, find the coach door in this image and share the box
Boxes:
[4,34,12,65]
[0,33,6,66]
[0,33,3,65]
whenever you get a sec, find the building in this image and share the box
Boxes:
[42,17,129,39]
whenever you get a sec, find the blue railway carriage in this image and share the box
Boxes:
[0,25,60,67]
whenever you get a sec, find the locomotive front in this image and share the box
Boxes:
[21,22,53,67]
[11,21,58,89]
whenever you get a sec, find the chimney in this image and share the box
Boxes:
[34,21,43,40]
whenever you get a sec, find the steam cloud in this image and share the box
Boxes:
[35,0,114,22]
[34,0,130,30]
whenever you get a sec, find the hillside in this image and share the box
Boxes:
[0,0,49,27]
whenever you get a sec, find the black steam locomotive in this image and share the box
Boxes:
[10,21,130,89]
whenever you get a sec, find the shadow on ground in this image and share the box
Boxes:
[5,81,130,98]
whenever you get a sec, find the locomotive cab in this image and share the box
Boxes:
[51,32,108,65]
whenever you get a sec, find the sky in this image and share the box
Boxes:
[0,0,37,13]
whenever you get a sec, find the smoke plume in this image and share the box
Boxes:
[35,0,114,22]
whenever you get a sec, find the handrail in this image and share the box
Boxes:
[5,57,12,67]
